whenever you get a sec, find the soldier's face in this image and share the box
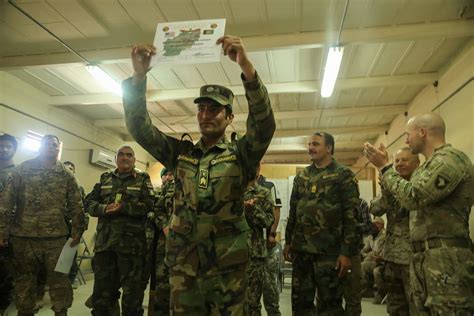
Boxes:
[308,135,331,162]
[394,150,419,179]
[405,121,424,154]
[116,147,135,173]
[39,137,60,161]
[0,140,16,161]
[162,172,173,184]
[197,101,233,139]
[65,164,75,174]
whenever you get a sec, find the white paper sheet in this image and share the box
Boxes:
[152,19,226,65]
[54,238,79,274]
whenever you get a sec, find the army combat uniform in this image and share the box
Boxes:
[343,198,372,316]
[122,73,275,315]
[381,144,474,315]
[0,158,86,316]
[85,169,155,316]
[257,176,282,316]
[153,180,174,315]
[244,183,275,316]
[285,159,360,315]
[0,164,15,314]
[370,189,413,315]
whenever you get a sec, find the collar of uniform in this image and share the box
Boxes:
[112,168,137,178]
[434,143,451,153]
[194,135,230,152]
[309,158,336,172]
[30,158,63,171]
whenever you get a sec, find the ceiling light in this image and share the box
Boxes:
[86,65,122,96]
[321,46,344,98]
[23,131,43,152]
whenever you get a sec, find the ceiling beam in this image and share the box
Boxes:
[1,20,472,69]
[49,73,436,106]
[94,104,406,128]
[121,125,387,141]
[276,151,362,160]
[261,153,358,165]
[272,126,386,138]
[267,141,364,153]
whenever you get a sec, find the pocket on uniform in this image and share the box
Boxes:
[213,217,249,270]
[165,215,195,269]
[424,247,474,309]
[209,163,242,202]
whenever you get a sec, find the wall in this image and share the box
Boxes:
[354,39,474,239]
[0,71,158,265]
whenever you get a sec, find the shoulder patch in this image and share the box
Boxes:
[435,175,449,189]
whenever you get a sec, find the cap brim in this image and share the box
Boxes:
[194,96,229,106]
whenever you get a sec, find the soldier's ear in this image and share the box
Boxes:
[419,128,427,138]
[226,113,234,123]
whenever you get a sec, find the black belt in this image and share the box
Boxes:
[411,238,472,253]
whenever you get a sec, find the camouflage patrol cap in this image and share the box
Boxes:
[194,84,234,112]
[160,167,169,178]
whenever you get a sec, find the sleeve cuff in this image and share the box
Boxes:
[99,204,107,216]
[341,245,357,257]
[380,163,393,175]
[241,71,261,90]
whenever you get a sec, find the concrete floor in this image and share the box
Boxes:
[6,275,388,315]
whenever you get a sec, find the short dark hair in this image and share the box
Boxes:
[313,132,335,155]
[63,161,75,168]
[0,134,18,150]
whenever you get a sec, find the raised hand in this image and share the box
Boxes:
[364,142,390,169]
[216,35,255,80]
[131,44,156,83]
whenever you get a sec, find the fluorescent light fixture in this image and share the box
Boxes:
[321,46,344,98]
[86,65,122,96]
[23,131,43,152]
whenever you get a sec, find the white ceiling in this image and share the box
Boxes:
[1,0,474,165]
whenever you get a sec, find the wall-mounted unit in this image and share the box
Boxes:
[90,149,115,169]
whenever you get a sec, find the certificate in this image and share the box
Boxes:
[54,238,79,274]
[152,19,226,65]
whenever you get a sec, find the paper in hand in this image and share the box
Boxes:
[54,238,79,274]
[151,19,226,66]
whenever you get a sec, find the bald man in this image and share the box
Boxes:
[370,147,419,315]
[364,113,474,315]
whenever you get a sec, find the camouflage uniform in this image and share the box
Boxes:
[381,144,474,315]
[0,158,85,315]
[343,199,372,316]
[361,228,386,278]
[258,177,282,316]
[285,160,360,315]
[153,180,174,315]
[0,164,15,313]
[244,183,275,316]
[122,73,275,315]
[85,169,155,316]
[263,247,281,316]
[370,190,413,315]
